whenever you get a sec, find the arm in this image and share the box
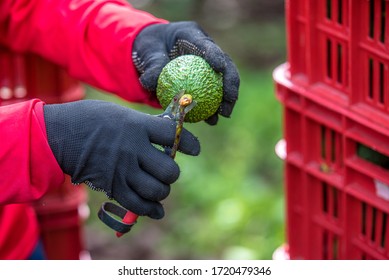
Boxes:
[0,100,64,204]
[0,0,167,106]
[0,99,200,217]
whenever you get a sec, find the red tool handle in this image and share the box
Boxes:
[116,211,138,237]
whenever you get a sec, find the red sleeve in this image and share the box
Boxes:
[0,0,167,107]
[0,99,64,204]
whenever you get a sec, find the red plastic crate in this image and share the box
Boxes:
[274,0,389,260]
[33,176,89,260]
[284,0,389,127]
[275,81,389,259]
[0,47,83,106]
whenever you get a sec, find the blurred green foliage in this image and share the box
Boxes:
[85,0,287,260]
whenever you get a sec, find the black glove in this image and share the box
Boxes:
[132,21,240,125]
[44,100,200,219]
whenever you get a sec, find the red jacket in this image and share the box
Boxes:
[0,0,166,259]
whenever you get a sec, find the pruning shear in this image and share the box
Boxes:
[97,90,196,237]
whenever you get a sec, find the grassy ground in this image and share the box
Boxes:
[84,67,286,260]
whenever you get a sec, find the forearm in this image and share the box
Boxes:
[0,0,167,106]
[0,100,64,204]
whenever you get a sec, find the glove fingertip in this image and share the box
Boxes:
[178,129,201,156]
[149,204,165,220]
[139,57,169,92]
[139,71,159,92]
[221,54,240,102]
[219,99,237,118]
[205,113,218,126]
[203,44,226,73]
[188,136,201,156]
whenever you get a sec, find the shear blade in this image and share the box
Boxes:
[159,90,185,119]
[184,100,197,114]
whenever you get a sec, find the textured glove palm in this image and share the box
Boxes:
[44,100,200,219]
[132,21,240,125]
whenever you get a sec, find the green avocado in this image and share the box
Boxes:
[156,55,223,123]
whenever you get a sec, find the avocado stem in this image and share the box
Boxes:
[179,94,193,107]
[170,94,193,159]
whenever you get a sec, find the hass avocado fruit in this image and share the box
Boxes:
[156,55,223,123]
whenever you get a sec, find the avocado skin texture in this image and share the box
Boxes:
[156,55,223,123]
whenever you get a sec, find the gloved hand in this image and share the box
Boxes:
[44,100,200,219]
[132,21,240,125]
